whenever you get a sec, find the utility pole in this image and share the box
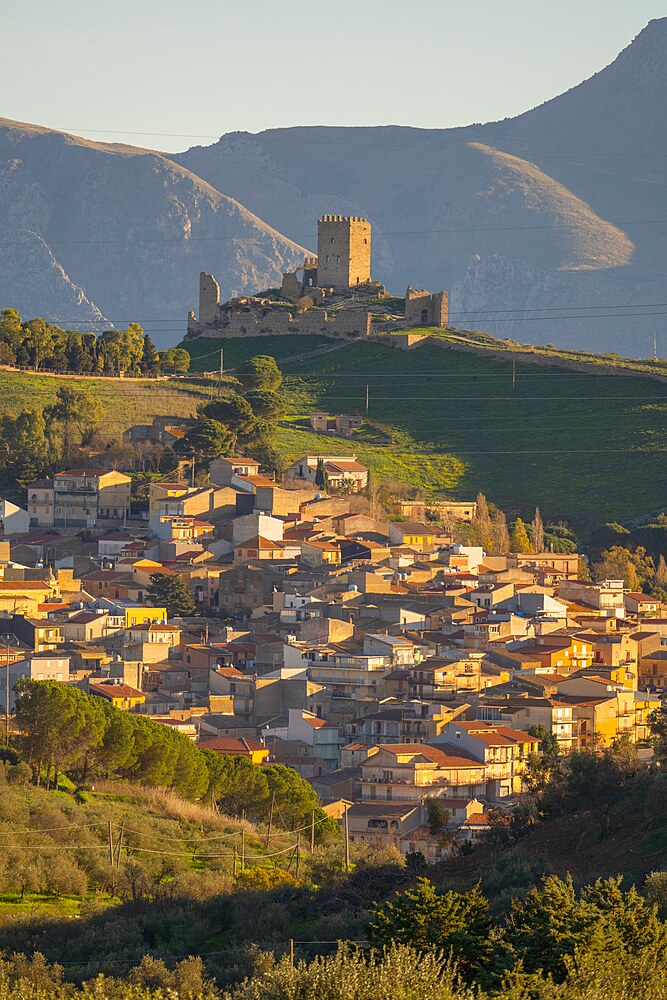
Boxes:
[266,791,275,848]
[365,383,369,415]
[108,820,114,868]
[653,330,658,362]
[512,358,516,389]
[295,833,300,878]
[216,347,224,397]
[191,454,196,487]
[344,807,350,872]
[310,809,315,852]
[241,828,245,872]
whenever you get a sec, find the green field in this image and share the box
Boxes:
[0,370,206,436]
[186,334,667,533]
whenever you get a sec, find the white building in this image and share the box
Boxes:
[0,499,30,536]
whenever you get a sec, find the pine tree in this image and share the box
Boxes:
[531,507,545,553]
[67,338,86,373]
[147,572,196,617]
[141,334,161,375]
[510,517,533,553]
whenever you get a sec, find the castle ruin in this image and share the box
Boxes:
[186,214,448,341]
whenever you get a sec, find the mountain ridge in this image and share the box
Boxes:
[1,19,665,352]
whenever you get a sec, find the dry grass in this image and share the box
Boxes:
[91,780,255,834]
[0,371,203,437]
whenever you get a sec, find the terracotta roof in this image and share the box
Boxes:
[213,666,245,678]
[236,535,285,550]
[66,611,105,624]
[301,715,336,729]
[375,743,481,767]
[196,736,267,754]
[129,623,179,633]
[347,802,419,819]
[55,469,117,478]
[461,812,491,827]
[89,681,143,699]
[448,722,539,745]
[391,522,434,534]
[324,460,368,473]
[0,581,56,590]
[82,570,132,582]
[238,473,277,488]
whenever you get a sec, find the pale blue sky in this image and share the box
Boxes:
[2,0,665,151]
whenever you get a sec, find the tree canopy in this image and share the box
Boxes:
[147,572,196,617]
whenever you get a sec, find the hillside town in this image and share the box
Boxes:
[0,448,664,863]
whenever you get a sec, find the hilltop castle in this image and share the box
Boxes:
[186,214,448,340]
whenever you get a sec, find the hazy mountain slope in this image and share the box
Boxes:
[0,20,664,354]
[0,119,307,343]
[176,19,667,355]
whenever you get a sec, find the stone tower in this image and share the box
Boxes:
[316,215,371,290]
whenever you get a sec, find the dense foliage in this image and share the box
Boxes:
[14,681,330,833]
[0,308,189,375]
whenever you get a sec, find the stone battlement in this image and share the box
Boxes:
[319,214,369,223]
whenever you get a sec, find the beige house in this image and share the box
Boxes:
[345,802,424,850]
[359,743,487,802]
[285,455,369,492]
[0,579,60,616]
[431,722,539,800]
[409,654,485,698]
[475,695,576,751]
[639,648,667,689]
[40,469,132,527]
[61,611,109,643]
[26,480,55,527]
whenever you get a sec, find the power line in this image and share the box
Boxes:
[39,297,667,323]
[278,370,667,379]
[3,218,667,251]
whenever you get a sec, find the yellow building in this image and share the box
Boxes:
[89,681,145,711]
[389,522,435,548]
[301,538,342,568]
[557,677,639,747]
[124,606,167,628]
[0,580,60,616]
[195,736,270,764]
[148,482,191,517]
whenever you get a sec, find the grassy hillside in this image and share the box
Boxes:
[2,329,666,532]
[0,371,206,436]
[0,779,255,920]
[186,334,667,533]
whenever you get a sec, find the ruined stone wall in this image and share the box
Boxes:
[199,272,221,326]
[404,286,449,328]
[188,305,372,340]
[317,215,371,289]
[281,272,302,302]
